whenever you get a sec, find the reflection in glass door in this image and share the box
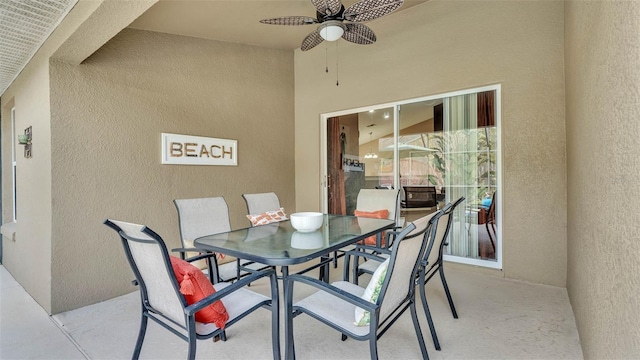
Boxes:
[441,92,497,261]
[323,85,500,268]
[326,107,395,216]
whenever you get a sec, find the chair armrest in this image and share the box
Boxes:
[351,230,397,253]
[420,259,431,268]
[342,248,389,282]
[384,228,403,248]
[287,274,378,312]
[184,268,277,316]
[171,247,215,254]
[344,249,388,263]
[171,247,217,263]
[186,253,218,263]
[351,244,391,254]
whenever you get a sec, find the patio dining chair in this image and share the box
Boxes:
[416,196,465,350]
[333,188,402,268]
[419,196,464,319]
[242,192,285,227]
[354,188,402,233]
[284,217,436,360]
[242,191,332,281]
[103,219,280,360]
[485,192,496,252]
[345,204,450,285]
[174,197,269,283]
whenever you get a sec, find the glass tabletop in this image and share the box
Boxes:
[194,214,395,266]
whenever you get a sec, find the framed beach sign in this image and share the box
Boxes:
[161,133,237,166]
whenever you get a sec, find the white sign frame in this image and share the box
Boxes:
[161,133,238,166]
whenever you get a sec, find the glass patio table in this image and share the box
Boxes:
[193,214,395,359]
[193,214,395,276]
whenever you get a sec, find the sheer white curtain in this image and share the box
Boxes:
[444,94,479,258]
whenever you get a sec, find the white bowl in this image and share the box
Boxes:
[290,212,323,232]
[291,231,324,249]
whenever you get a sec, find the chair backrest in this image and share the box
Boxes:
[402,186,437,208]
[356,189,401,226]
[424,197,465,268]
[174,197,232,248]
[242,192,281,216]
[486,192,496,224]
[402,205,448,240]
[104,219,186,327]
[377,209,446,320]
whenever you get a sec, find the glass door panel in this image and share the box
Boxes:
[443,91,497,261]
[397,100,444,223]
[323,86,499,267]
[360,107,395,191]
[326,107,395,217]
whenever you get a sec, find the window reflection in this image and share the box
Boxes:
[326,87,499,265]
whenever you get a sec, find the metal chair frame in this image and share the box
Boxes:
[345,204,451,284]
[286,221,434,360]
[333,188,402,269]
[104,219,280,360]
[242,192,282,224]
[174,197,269,284]
[417,196,465,351]
[485,192,497,252]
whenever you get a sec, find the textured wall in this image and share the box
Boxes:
[565,1,640,357]
[49,29,294,313]
[0,63,52,311]
[295,0,567,285]
[0,0,104,313]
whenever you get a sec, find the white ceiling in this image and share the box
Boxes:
[0,0,427,96]
[128,0,428,51]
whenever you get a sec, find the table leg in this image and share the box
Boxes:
[323,257,330,282]
[318,255,331,283]
[283,266,295,360]
[318,257,325,282]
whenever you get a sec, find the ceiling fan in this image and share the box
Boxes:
[259,0,404,51]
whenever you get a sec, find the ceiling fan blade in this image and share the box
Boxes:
[311,0,343,17]
[343,0,404,22]
[260,16,319,26]
[342,23,376,45]
[301,30,325,51]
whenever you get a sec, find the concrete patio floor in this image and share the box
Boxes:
[0,263,583,359]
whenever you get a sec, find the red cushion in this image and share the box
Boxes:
[169,256,229,328]
[354,209,390,246]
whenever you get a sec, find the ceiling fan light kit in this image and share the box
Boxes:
[259,0,404,51]
[319,21,345,41]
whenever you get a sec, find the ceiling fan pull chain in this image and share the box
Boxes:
[336,42,339,86]
[325,42,329,74]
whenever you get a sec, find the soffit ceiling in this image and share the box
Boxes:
[0,0,77,95]
[0,0,427,96]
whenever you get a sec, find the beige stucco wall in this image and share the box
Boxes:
[565,1,640,357]
[295,0,567,285]
[0,61,52,311]
[48,29,294,313]
[0,1,104,313]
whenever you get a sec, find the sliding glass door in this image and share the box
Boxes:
[322,85,501,268]
[442,93,498,260]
